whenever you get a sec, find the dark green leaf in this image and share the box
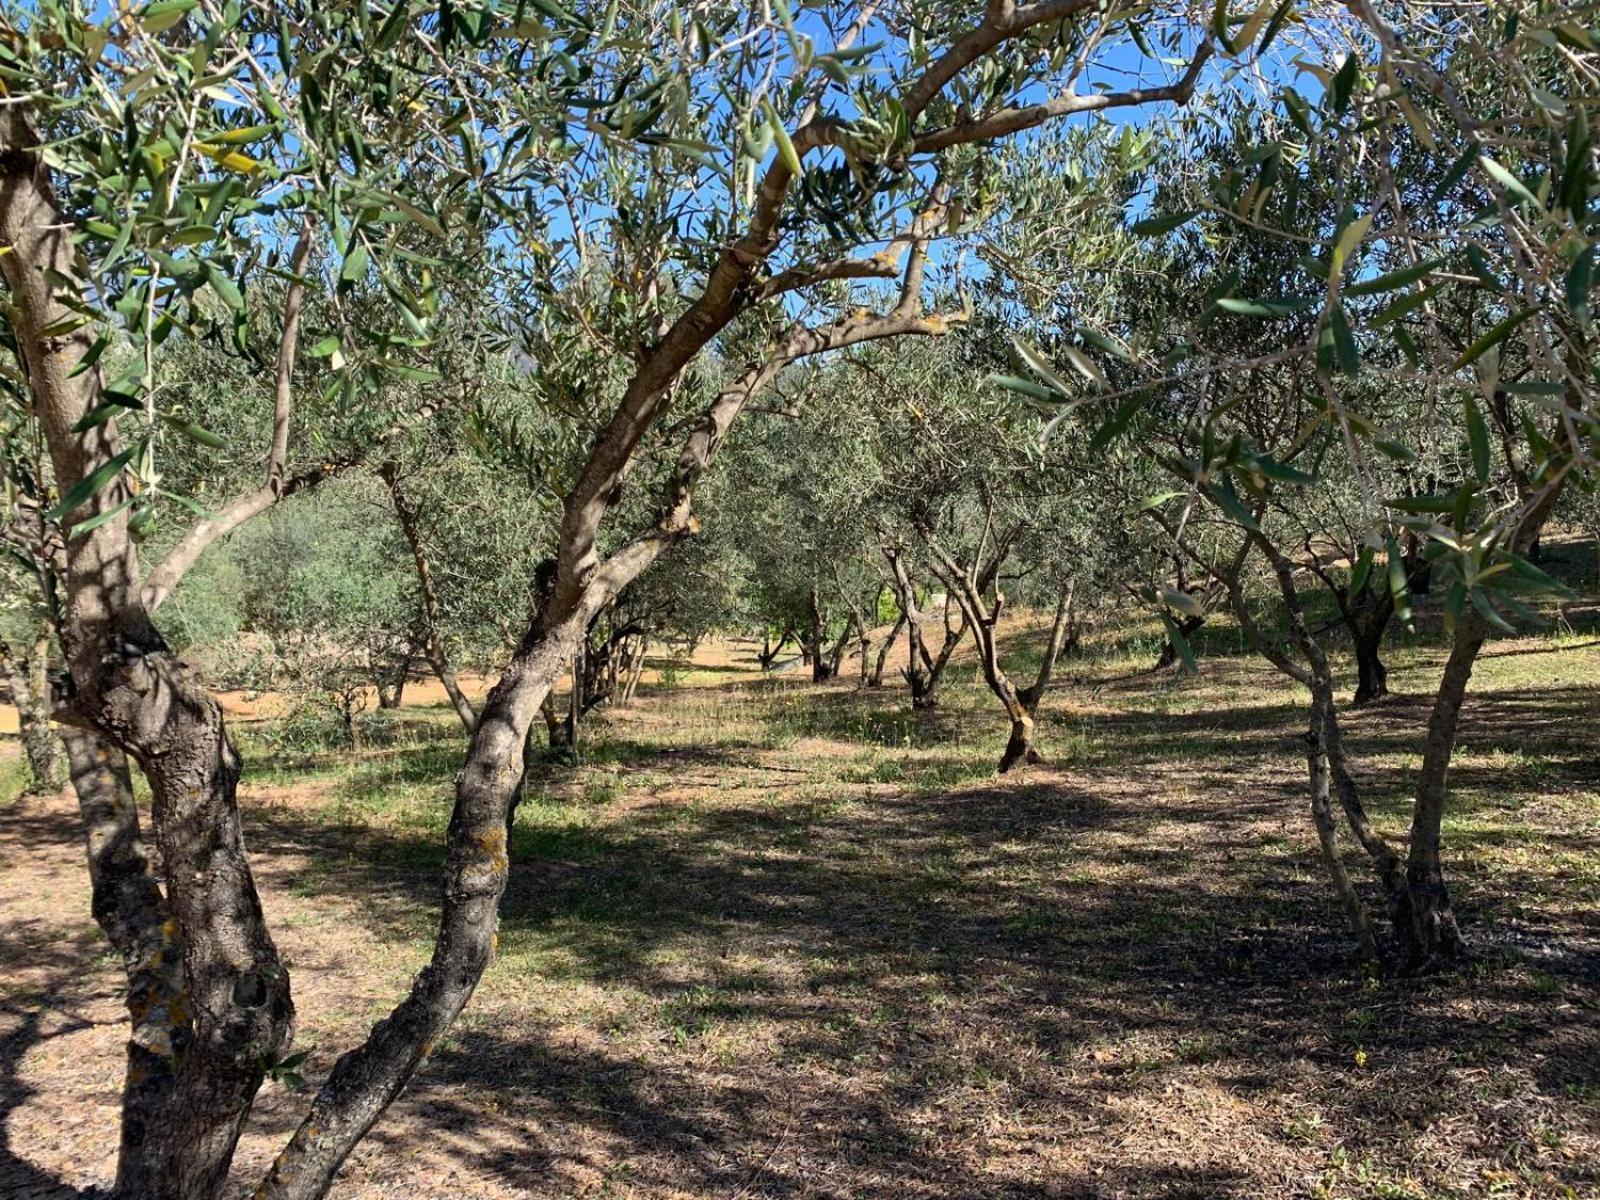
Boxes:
[1464,396,1491,484]
[44,445,138,522]
[1452,308,1537,370]
[1131,210,1198,236]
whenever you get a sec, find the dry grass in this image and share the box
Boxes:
[2,575,1599,1199]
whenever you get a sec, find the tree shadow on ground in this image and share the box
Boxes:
[233,690,1599,1198]
[0,902,112,1200]
[5,655,1599,1198]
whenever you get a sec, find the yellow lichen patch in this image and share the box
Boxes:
[474,827,509,871]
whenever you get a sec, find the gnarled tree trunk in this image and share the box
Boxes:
[60,727,192,1196]
[4,103,295,1198]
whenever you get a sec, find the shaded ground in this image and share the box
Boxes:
[2,621,1598,1199]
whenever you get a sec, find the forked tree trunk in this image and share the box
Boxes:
[884,548,963,709]
[908,607,963,709]
[757,628,794,671]
[376,645,412,710]
[923,537,1045,774]
[1249,529,1505,970]
[6,72,978,1199]
[1016,583,1074,715]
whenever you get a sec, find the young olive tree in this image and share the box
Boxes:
[1003,2,1599,968]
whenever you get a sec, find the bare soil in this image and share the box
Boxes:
[2,628,1598,1199]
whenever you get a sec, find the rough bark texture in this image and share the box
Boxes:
[257,602,588,1199]
[60,726,192,1196]
[4,103,292,1198]
[6,14,1210,1194]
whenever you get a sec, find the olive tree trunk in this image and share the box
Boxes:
[1,631,63,793]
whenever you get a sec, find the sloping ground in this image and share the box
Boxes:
[2,629,1598,1200]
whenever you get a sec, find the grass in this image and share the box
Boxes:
[1,556,1598,1199]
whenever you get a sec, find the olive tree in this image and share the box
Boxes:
[1004,1,1599,968]
[1,1,1237,1195]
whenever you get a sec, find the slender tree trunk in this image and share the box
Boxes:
[808,587,832,682]
[1403,613,1486,966]
[1320,700,1417,940]
[1304,697,1377,959]
[1352,622,1389,705]
[1244,536,1417,966]
[869,615,903,687]
[924,543,1041,773]
[827,613,855,679]
[59,727,192,1196]
[620,637,648,705]
[257,600,591,1199]
[1,633,63,793]
[384,467,477,733]
[1017,583,1073,714]
[565,648,582,751]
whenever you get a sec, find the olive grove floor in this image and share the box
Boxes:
[2,608,1598,1199]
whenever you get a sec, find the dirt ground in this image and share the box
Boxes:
[2,626,1598,1199]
